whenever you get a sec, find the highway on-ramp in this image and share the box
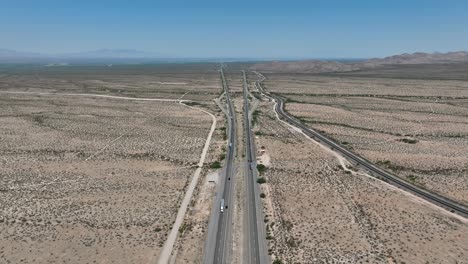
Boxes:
[254,71,468,218]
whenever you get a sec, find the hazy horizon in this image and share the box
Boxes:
[1,0,468,58]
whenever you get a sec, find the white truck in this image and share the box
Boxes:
[220,199,225,213]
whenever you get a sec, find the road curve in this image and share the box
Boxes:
[254,72,468,218]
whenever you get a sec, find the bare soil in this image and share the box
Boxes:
[0,67,218,264]
[253,99,468,263]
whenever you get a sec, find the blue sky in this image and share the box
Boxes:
[1,0,468,58]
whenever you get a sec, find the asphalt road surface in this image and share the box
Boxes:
[242,71,269,264]
[203,68,237,264]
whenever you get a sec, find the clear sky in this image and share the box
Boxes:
[1,0,468,58]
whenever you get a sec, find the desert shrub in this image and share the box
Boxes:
[260,193,266,198]
[286,237,297,248]
[33,115,45,125]
[184,101,203,107]
[211,161,222,169]
[178,223,186,233]
[252,110,261,125]
[407,174,419,182]
[257,177,266,184]
[257,164,267,173]
[399,138,418,144]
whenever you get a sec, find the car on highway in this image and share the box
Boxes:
[220,199,225,213]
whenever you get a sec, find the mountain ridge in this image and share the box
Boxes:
[1,49,467,67]
[249,51,468,73]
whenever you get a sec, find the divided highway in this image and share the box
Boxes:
[254,72,468,218]
[242,71,269,264]
[203,68,237,264]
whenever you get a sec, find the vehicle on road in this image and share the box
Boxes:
[220,199,225,213]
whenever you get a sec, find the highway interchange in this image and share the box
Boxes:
[202,69,468,264]
[254,72,468,218]
[203,69,269,264]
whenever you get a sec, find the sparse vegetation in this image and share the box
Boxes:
[398,138,419,144]
[272,72,468,204]
[0,67,220,263]
[252,110,261,126]
[184,101,203,107]
[219,153,226,160]
[257,164,267,173]
[407,174,419,183]
[211,161,222,169]
[253,76,468,263]
[257,177,267,184]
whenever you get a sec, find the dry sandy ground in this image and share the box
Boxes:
[172,93,247,263]
[171,168,218,264]
[0,93,212,263]
[0,66,220,102]
[263,74,468,205]
[253,101,468,264]
[171,113,227,264]
[224,71,244,93]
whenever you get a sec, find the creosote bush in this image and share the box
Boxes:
[257,164,267,173]
[211,161,222,169]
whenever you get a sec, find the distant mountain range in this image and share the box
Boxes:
[1,49,468,69]
[0,48,42,57]
[250,60,359,73]
[0,48,167,63]
[250,51,468,73]
[0,49,44,62]
[59,49,164,58]
[360,51,468,67]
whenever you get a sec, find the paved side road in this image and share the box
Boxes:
[254,71,468,219]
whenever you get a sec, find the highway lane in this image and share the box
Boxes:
[243,71,269,264]
[203,68,237,264]
[254,72,468,218]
